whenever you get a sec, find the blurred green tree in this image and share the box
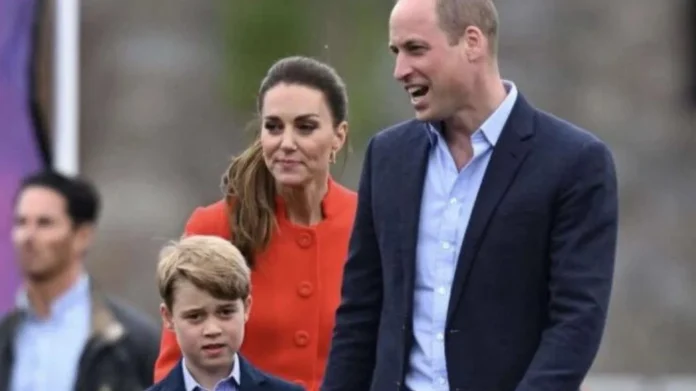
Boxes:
[218,0,394,152]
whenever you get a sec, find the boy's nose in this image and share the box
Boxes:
[202,322,222,336]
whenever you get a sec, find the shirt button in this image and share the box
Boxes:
[449,197,457,204]
[297,281,313,298]
[437,286,446,295]
[438,377,447,385]
[436,332,444,341]
[297,232,313,248]
[442,241,451,250]
[294,330,310,347]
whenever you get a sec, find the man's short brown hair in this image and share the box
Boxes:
[157,235,251,310]
[435,0,499,53]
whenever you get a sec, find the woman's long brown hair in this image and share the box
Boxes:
[221,137,275,268]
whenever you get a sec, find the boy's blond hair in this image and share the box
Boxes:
[157,235,251,310]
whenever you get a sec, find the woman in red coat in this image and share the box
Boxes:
[154,56,357,391]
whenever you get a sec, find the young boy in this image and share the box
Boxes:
[147,235,305,391]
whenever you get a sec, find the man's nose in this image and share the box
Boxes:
[12,226,33,245]
[393,54,412,81]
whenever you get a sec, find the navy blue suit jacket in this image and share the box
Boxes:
[322,94,618,391]
[146,356,304,391]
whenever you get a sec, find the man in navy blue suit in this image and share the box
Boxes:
[322,0,618,390]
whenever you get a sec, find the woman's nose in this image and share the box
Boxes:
[279,130,296,150]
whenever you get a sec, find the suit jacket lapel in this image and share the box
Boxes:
[446,95,536,324]
[239,355,265,391]
[398,122,433,322]
[160,360,186,391]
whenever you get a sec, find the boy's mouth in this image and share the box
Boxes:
[201,343,226,354]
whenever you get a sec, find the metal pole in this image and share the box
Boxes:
[53,0,80,175]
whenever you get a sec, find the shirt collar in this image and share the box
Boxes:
[15,273,90,319]
[427,80,518,147]
[182,353,240,391]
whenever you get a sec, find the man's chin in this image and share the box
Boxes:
[414,108,440,122]
[22,265,63,283]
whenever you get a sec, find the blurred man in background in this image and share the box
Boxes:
[0,171,160,391]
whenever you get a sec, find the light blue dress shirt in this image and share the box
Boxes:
[10,273,92,391]
[182,353,240,391]
[404,81,518,391]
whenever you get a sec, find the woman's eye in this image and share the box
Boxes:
[297,123,317,132]
[264,122,282,131]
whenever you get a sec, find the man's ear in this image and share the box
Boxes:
[73,223,95,257]
[462,25,486,62]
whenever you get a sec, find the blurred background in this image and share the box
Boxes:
[2,0,696,389]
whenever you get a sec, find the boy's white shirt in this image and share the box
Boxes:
[182,353,241,390]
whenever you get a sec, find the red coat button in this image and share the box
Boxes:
[297,232,313,248]
[297,281,313,298]
[294,330,310,347]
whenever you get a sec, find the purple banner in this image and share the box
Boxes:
[0,0,44,314]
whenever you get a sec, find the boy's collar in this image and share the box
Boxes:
[181,353,240,390]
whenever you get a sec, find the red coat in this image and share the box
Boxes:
[154,178,357,391]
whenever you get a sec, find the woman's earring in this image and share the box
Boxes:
[330,150,337,164]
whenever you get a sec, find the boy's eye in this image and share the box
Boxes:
[185,313,202,321]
